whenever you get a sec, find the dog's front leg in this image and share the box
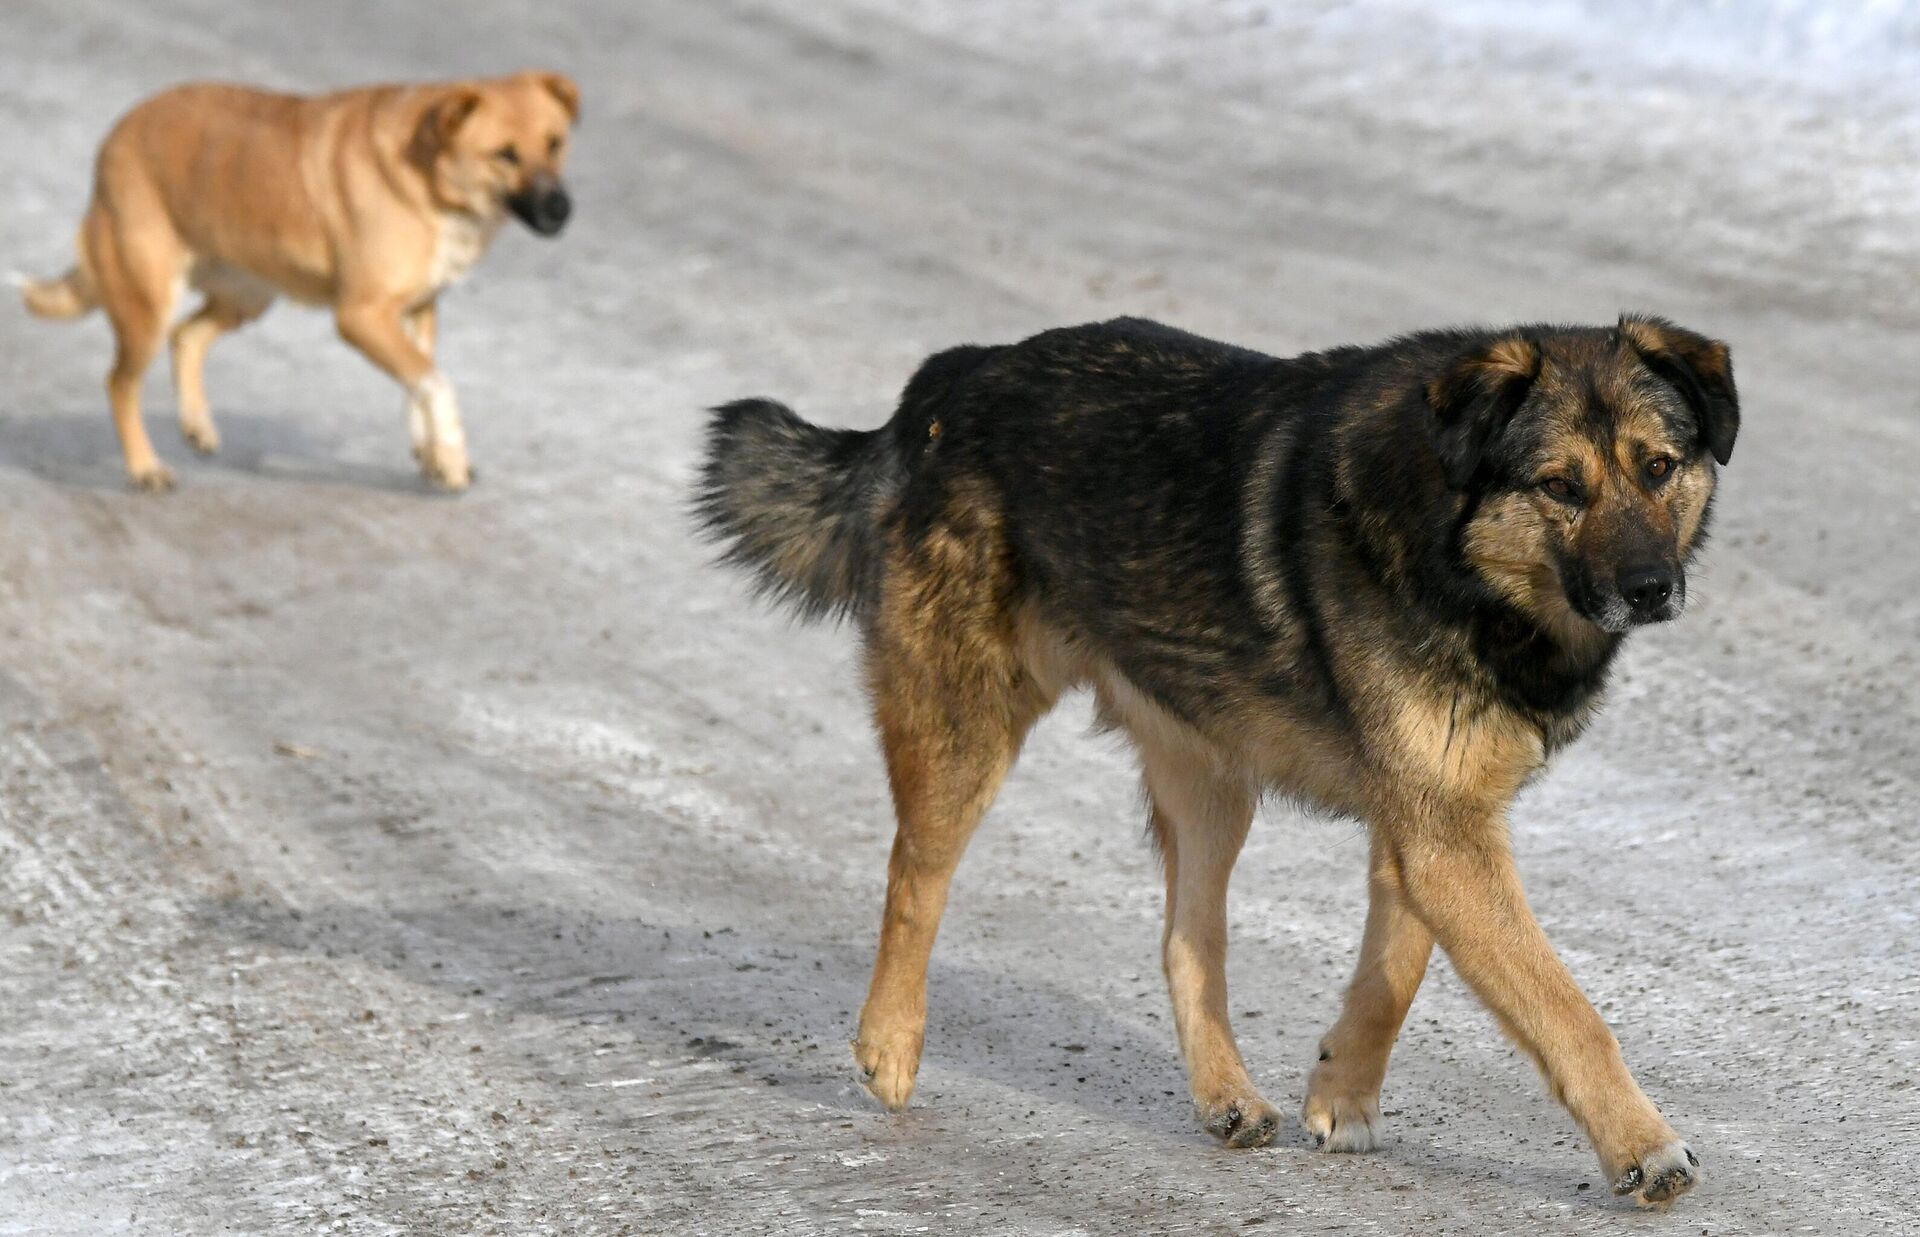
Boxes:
[337,296,469,491]
[401,301,439,465]
[1387,812,1698,1208]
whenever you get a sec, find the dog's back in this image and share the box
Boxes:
[697,318,1378,725]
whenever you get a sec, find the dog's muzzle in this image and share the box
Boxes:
[507,174,572,236]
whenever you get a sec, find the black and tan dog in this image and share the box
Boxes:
[697,314,1736,1208]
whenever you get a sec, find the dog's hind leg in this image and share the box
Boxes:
[1139,735,1275,1147]
[1302,835,1433,1152]
[852,534,1049,1110]
[86,203,182,491]
[171,268,275,455]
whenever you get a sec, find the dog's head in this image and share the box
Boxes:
[1429,317,1738,636]
[414,71,581,236]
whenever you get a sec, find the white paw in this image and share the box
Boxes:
[1301,1092,1381,1152]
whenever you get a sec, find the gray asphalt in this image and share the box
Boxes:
[1,2,1915,1234]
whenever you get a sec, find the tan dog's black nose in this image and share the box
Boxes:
[508,173,571,236]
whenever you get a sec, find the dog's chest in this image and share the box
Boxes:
[425,214,501,292]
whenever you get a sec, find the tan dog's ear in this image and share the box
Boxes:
[414,87,482,154]
[1618,314,1738,465]
[537,72,581,123]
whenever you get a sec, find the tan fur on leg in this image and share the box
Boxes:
[1303,836,1433,1152]
[851,524,1051,1109]
[1139,726,1278,1147]
[1387,816,1695,1207]
[88,206,181,491]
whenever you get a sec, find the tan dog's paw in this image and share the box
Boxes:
[129,460,176,492]
[851,1029,922,1110]
[1198,1092,1282,1148]
[1612,1140,1699,1209]
[180,418,220,455]
[420,443,471,492]
[1301,1087,1381,1152]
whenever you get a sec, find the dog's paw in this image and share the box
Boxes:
[180,419,220,455]
[851,1030,921,1111]
[1198,1092,1282,1149]
[129,461,176,493]
[1611,1140,1700,1209]
[1301,1088,1381,1153]
[420,445,471,492]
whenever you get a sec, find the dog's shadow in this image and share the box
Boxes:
[191,890,1569,1206]
[193,890,1213,1138]
[0,407,433,495]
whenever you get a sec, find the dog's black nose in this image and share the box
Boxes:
[537,187,571,232]
[1618,564,1674,618]
[508,178,572,236]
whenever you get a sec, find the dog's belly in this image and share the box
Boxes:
[185,258,284,311]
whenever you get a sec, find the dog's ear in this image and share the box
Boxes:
[414,87,483,160]
[536,72,581,123]
[1425,336,1541,489]
[1619,314,1738,465]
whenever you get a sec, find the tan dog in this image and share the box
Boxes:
[20,71,580,491]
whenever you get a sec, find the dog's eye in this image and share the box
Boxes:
[1541,477,1581,504]
[494,145,520,165]
[1645,456,1674,483]
[548,135,563,155]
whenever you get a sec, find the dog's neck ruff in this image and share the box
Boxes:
[426,210,502,293]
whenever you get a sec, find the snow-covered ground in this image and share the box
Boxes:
[861,0,1920,318]
[1,2,1915,1233]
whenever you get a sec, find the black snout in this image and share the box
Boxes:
[1618,564,1675,621]
[507,176,572,236]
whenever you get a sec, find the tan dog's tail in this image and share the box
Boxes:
[16,236,98,320]
[17,267,96,319]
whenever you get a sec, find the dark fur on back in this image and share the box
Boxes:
[699,315,1729,771]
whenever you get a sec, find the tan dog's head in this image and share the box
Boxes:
[1433,317,1738,636]
[414,71,581,235]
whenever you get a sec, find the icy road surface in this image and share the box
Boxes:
[1,1,1915,1233]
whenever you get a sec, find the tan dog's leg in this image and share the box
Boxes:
[401,301,438,464]
[87,208,181,491]
[170,289,272,455]
[336,297,468,490]
[1139,740,1275,1147]
[1303,836,1433,1151]
[852,569,1047,1110]
[1390,819,1697,1208]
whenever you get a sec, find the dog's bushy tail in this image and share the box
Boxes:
[695,399,899,622]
